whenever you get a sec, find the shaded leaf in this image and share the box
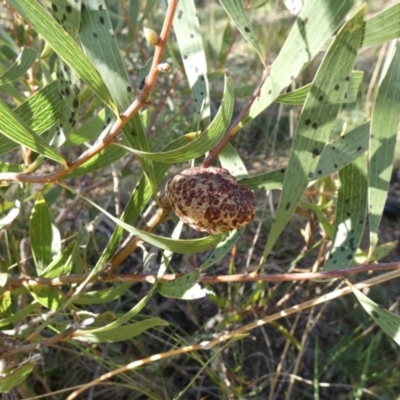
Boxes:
[74,318,167,343]
[29,193,53,274]
[347,280,400,346]
[72,283,131,305]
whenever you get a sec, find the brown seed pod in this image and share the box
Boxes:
[165,166,255,234]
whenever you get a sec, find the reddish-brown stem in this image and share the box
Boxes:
[0,0,179,185]
[5,262,400,289]
[202,67,270,168]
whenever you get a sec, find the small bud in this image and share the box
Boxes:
[157,63,171,72]
[143,27,159,46]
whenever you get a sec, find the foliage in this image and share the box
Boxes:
[1,0,400,398]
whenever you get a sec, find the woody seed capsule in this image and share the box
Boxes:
[166,166,255,234]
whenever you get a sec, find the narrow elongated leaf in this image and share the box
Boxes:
[28,286,66,311]
[324,156,367,270]
[261,7,365,263]
[29,193,54,274]
[73,283,131,305]
[157,270,201,299]
[63,145,127,179]
[74,318,167,343]
[245,0,354,127]
[62,183,224,254]
[363,2,400,47]
[79,0,156,193]
[218,142,249,179]
[218,0,265,64]
[0,361,36,394]
[0,81,60,156]
[64,108,106,146]
[40,241,75,278]
[277,71,364,105]
[368,43,400,255]
[0,47,37,85]
[51,0,83,147]
[7,0,116,112]
[0,303,39,328]
[347,280,400,346]
[241,122,370,191]
[0,199,20,229]
[174,0,211,124]
[0,98,66,165]
[0,256,8,288]
[114,77,233,163]
[199,228,243,271]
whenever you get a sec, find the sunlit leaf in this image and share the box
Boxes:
[368,43,400,255]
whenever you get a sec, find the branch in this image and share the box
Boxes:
[5,262,400,289]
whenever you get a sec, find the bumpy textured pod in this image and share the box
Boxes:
[166,166,255,234]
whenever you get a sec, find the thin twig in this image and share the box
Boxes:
[202,67,270,168]
[5,262,400,289]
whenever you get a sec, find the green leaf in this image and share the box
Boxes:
[79,0,157,194]
[63,108,106,146]
[0,47,37,85]
[173,0,211,124]
[52,0,84,147]
[348,281,400,346]
[199,229,244,271]
[157,270,213,299]
[323,156,368,270]
[15,81,60,134]
[40,241,75,278]
[7,0,116,112]
[0,291,11,314]
[218,20,233,67]
[241,122,370,191]
[29,193,53,274]
[62,182,225,254]
[0,360,36,394]
[113,76,234,163]
[277,71,364,105]
[0,198,21,229]
[363,2,400,47]
[218,142,249,179]
[0,302,39,328]
[74,317,168,343]
[368,43,400,255]
[218,0,265,64]
[245,0,354,127]
[28,286,66,311]
[63,145,127,179]
[72,283,131,305]
[0,255,8,288]
[0,98,66,165]
[261,6,365,263]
